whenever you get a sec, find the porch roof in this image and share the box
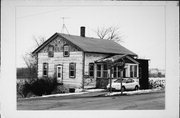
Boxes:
[95,54,139,64]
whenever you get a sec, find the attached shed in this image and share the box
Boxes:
[135,59,149,89]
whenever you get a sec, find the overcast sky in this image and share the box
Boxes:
[16,5,166,69]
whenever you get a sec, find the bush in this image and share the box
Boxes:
[29,77,58,96]
[148,78,165,89]
[17,77,59,98]
[17,80,31,98]
[52,85,69,94]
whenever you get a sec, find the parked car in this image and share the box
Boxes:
[107,78,140,91]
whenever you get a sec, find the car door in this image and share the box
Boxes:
[125,79,131,89]
[129,79,135,89]
[114,79,121,90]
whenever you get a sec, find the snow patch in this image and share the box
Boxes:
[85,89,105,92]
[105,88,162,96]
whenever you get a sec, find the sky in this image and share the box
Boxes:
[16,5,166,69]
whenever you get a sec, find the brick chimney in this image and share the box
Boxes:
[80,26,85,37]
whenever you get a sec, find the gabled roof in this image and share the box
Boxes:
[32,33,137,56]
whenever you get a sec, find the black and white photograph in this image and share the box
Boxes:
[1,0,179,118]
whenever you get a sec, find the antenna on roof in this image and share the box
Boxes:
[60,17,70,34]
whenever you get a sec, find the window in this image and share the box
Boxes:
[63,45,69,57]
[117,66,122,78]
[48,45,54,57]
[123,68,126,78]
[97,64,102,77]
[130,65,138,77]
[103,64,108,78]
[57,66,61,78]
[113,66,117,78]
[69,63,76,78]
[113,66,123,78]
[89,63,94,77]
[134,65,137,77]
[130,65,133,77]
[43,63,48,76]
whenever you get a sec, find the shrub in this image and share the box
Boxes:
[52,85,69,94]
[17,80,31,98]
[17,77,59,98]
[148,78,165,89]
[29,77,58,96]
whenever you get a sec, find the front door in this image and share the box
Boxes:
[57,65,63,83]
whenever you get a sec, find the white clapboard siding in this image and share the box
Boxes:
[84,53,109,76]
[38,51,83,88]
[83,52,109,88]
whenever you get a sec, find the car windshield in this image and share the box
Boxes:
[114,79,126,83]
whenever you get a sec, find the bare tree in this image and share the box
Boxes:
[33,35,46,47]
[22,36,46,79]
[22,53,37,79]
[96,26,123,43]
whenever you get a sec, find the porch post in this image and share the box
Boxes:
[107,62,113,93]
[120,70,123,95]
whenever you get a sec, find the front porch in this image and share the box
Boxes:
[94,55,139,88]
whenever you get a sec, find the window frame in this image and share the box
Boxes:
[48,45,54,57]
[43,63,48,77]
[89,63,94,78]
[134,65,137,77]
[63,45,70,57]
[117,66,122,78]
[129,64,138,78]
[102,64,108,78]
[69,63,76,78]
[113,66,117,78]
[96,64,102,78]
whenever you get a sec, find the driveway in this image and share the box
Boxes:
[17,91,165,110]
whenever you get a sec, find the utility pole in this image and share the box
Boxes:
[120,70,123,95]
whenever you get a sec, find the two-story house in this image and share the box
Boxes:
[32,27,149,90]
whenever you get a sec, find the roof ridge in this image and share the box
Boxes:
[57,32,115,42]
[33,32,137,56]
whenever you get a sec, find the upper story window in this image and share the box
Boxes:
[69,63,76,78]
[43,63,48,77]
[48,45,54,57]
[89,63,94,77]
[63,45,69,57]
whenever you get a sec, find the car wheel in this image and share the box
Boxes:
[121,86,126,91]
[135,86,139,90]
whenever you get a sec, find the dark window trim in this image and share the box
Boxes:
[130,64,138,78]
[43,63,48,77]
[102,64,108,78]
[69,62,76,78]
[96,63,108,78]
[63,44,70,57]
[89,63,94,77]
[96,64,102,78]
[113,65,123,78]
[48,45,54,57]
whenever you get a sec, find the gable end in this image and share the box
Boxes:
[32,33,84,55]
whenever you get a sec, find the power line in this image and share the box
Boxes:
[17,9,63,19]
